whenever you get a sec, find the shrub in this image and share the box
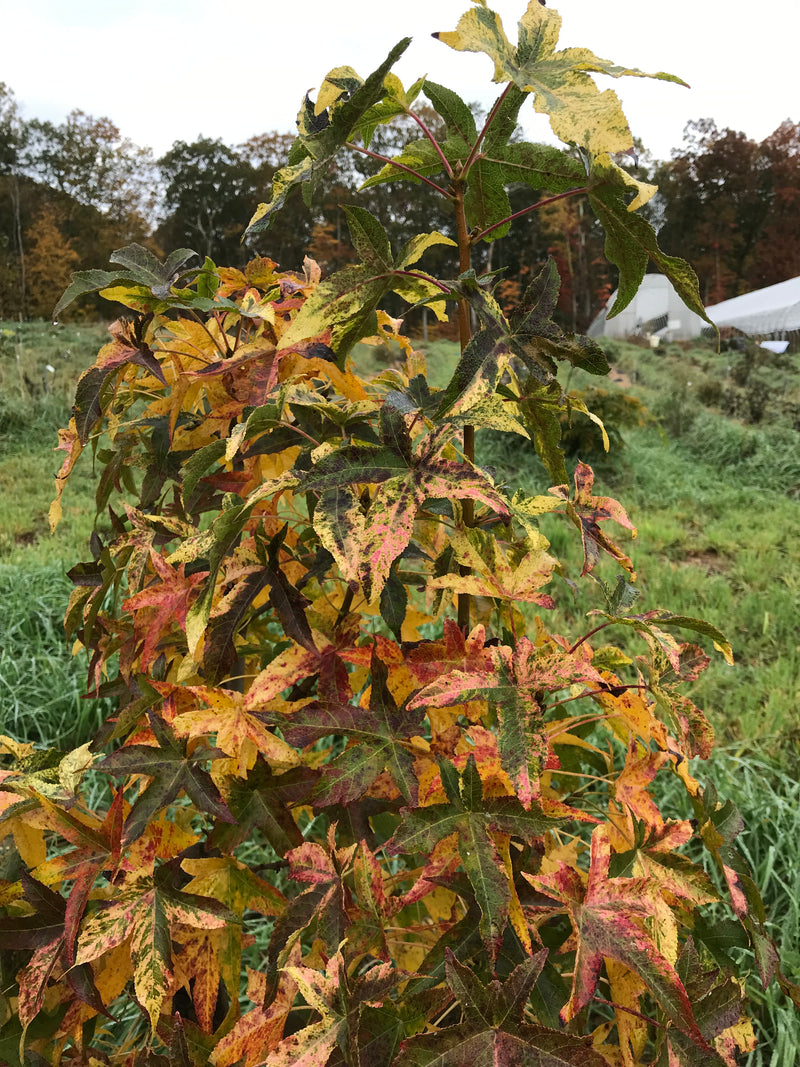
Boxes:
[1,4,793,1064]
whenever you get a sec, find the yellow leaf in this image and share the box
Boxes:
[11,821,46,868]
[495,832,532,954]
[422,885,458,923]
[605,959,647,1067]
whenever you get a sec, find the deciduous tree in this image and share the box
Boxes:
[1,4,791,1064]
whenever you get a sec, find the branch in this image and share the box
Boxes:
[593,996,667,1032]
[473,187,589,243]
[345,141,453,198]
[407,109,453,177]
[393,269,451,294]
[568,622,613,655]
[462,83,514,176]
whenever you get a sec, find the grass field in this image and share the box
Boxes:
[2,322,798,1061]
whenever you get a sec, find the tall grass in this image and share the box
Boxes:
[0,564,113,748]
[656,750,800,1065]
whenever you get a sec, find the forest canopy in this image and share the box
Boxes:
[1,82,797,327]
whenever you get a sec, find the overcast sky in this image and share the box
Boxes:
[2,0,797,162]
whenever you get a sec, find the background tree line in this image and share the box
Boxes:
[1,81,798,329]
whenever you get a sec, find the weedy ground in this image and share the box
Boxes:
[1,322,798,1062]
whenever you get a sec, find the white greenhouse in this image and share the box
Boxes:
[705,276,800,339]
[587,274,708,342]
[588,273,800,348]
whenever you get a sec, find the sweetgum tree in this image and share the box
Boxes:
[1,2,794,1063]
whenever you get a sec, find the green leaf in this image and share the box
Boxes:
[692,783,778,987]
[277,263,388,361]
[208,759,314,855]
[387,756,558,954]
[277,213,451,361]
[589,158,711,326]
[422,81,477,145]
[380,564,407,642]
[648,612,733,666]
[343,206,393,271]
[511,258,610,376]
[280,651,424,805]
[181,438,227,504]
[396,949,610,1065]
[203,567,272,686]
[245,38,411,236]
[54,269,133,320]
[197,255,219,300]
[109,245,198,295]
[53,244,198,318]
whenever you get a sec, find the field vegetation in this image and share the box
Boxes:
[1,320,798,1062]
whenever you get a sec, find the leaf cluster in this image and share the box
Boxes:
[0,3,784,1064]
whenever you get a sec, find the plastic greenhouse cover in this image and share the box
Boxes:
[706,276,800,336]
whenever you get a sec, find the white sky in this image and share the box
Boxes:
[2,0,798,162]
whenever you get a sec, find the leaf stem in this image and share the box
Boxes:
[473,187,589,243]
[185,308,231,358]
[546,684,649,710]
[407,109,453,177]
[462,83,514,177]
[592,996,667,1032]
[393,269,451,294]
[345,141,454,198]
[568,621,613,655]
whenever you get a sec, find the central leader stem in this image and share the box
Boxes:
[454,182,474,633]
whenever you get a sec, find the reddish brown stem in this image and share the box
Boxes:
[592,997,667,1032]
[568,622,613,655]
[454,183,474,633]
[473,187,589,243]
[407,109,453,177]
[462,83,514,177]
[345,141,453,198]
[546,684,649,711]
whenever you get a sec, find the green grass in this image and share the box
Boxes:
[0,320,107,567]
[0,321,113,745]
[654,750,800,1065]
[0,564,114,747]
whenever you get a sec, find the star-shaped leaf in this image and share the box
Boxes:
[245,41,412,236]
[549,461,636,576]
[303,426,510,600]
[280,649,425,805]
[395,949,614,1065]
[409,637,604,809]
[166,666,309,777]
[96,713,234,843]
[434,2,685,156]
[387,755,560,955]
[122,550,208,671]
[0,871,109,1040]
[75,865,236,1032]
[525,825,707,1047]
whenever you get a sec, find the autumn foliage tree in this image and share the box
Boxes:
[655,117,800,302]
[23,203,79,318]
[1,3,793,1064]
